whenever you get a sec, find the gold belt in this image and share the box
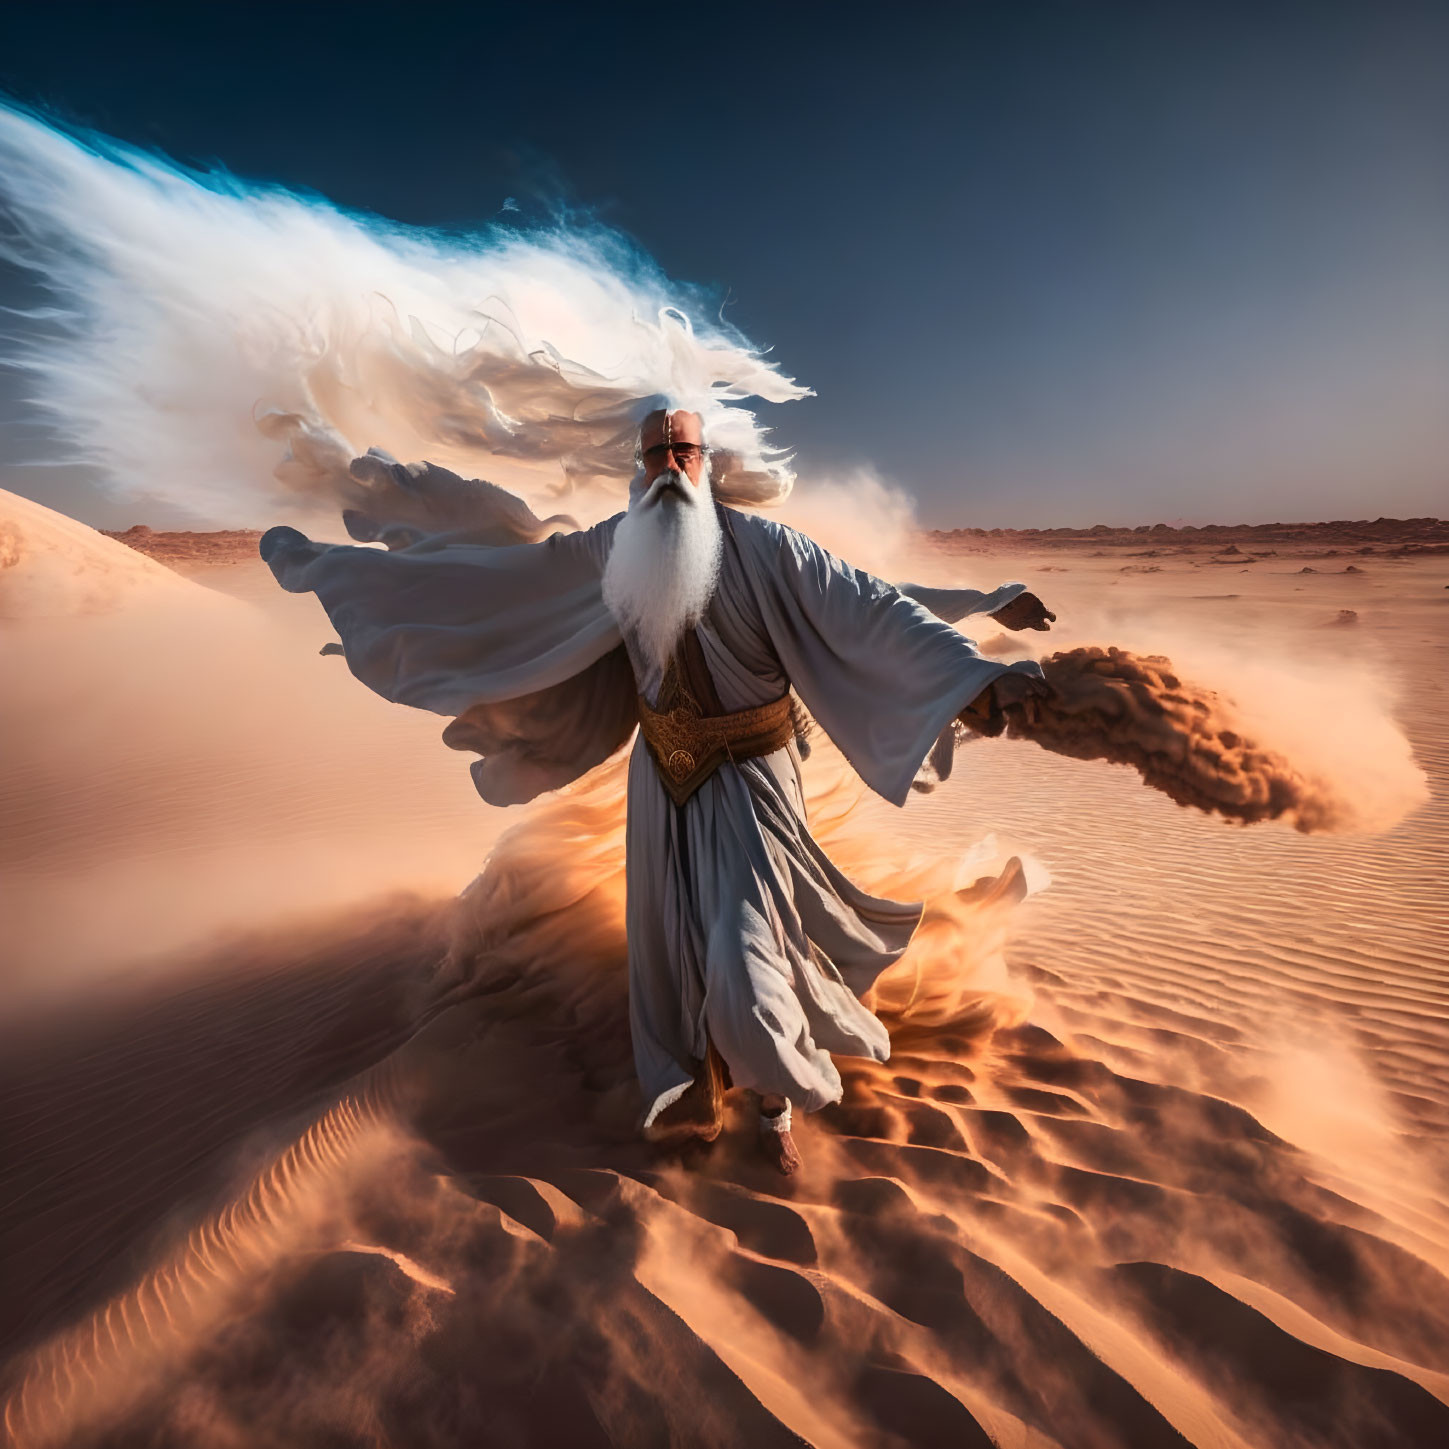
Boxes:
[638,689,795,805]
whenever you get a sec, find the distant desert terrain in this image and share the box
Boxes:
[2,494,1447,1448]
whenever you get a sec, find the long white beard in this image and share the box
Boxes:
[602,469,723,676]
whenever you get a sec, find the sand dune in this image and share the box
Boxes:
[1,518,1446,1447]
[0,500,499,1002]
[0,489,237,620]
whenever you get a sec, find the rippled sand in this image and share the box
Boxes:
[2,507,1446,1448]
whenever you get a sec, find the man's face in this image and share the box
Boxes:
[639,410,707,489]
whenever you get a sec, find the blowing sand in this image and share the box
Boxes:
[2,502,1446,1448]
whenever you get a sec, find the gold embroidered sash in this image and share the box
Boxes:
[637,632,794,805]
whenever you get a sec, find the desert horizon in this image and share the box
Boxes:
[90,511,1449,558]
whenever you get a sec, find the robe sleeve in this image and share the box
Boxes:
[338,450,583,550]
[260,511,637,806]
[733,514,1043,807]
[896,579,1026,623]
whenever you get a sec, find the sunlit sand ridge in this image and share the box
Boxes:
[1,505,1446,1447]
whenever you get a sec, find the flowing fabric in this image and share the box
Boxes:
[262,450,638,803]
[898,580,1026,627]
[260,468,1041,1116]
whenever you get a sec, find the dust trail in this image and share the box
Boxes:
[998,646,1408,834]
[438,739,1033,1036]
[6,680,1446,1444]
[1,739,1032,1448]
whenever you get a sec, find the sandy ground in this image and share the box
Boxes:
[2,498,1447,1447]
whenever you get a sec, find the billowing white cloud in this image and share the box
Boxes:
[0,104,811,528]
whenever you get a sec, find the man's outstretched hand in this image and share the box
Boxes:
[991,591,1056,631]
[960,670,1054,735]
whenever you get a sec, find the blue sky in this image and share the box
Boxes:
[1,1,1444,527]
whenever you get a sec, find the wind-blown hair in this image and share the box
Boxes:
[0,103,810,525]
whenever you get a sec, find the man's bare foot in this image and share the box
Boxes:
[758,1125,802,1175]
[644,1043,725,1144]
[758,1098,802,1175]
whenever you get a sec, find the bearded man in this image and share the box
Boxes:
[261,407,1053,1173]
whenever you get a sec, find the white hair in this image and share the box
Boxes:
[0,106,811,526]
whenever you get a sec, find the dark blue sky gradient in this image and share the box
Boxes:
[1,0,1445,527]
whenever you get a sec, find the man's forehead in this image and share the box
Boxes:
[640,410,704,448]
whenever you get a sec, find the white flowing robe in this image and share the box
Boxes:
[261,476,1040,1121]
